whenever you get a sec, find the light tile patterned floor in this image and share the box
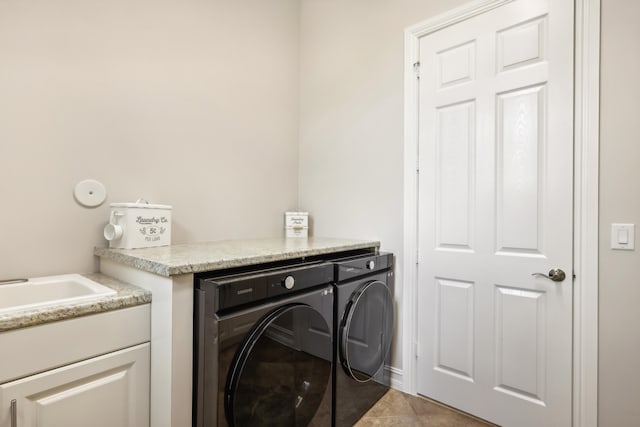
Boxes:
[354,389,498,426]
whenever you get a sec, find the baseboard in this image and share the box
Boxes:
[385,365,404,390]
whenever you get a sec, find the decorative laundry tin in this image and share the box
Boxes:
[103,200,172,249]
[284,211,309,238]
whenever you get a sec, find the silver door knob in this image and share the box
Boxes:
[531,268,566,282]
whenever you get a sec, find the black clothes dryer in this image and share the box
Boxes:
[194,261,335,427]
[331,253,394,426]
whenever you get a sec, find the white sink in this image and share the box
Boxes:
[0,274,116,315]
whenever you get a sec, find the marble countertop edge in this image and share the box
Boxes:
[94,237,381,277]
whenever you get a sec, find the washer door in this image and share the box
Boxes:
[225,303,332,427]
[340,280,394,382]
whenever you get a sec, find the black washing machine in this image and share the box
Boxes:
[331,252,394,426]
[194,261,335,427]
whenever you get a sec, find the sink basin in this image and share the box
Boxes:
[0,274,116,315]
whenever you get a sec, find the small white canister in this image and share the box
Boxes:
[104,200,172,249]
[285,211,309,238]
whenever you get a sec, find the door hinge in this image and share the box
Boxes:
[413,61,420,79]
[414,342,419,358]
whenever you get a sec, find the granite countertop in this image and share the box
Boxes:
[94,237,380,277]
[0,273,151,333]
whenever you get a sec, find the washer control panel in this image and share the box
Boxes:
[204,262,333,311]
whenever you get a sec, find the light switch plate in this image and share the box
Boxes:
[611,223,635,250]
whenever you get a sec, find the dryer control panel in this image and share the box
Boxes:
[332,252,393,282]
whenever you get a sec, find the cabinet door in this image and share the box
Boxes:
[0,343,149,427]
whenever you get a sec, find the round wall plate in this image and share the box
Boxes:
[74,179,107,208]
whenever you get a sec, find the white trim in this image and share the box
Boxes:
[404,0,514,39]
[572,1,600,426]
[385,365,404,390]
[401,1,600,425]
[401,13,420,395]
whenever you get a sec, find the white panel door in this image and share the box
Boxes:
[416,1,573,426]
[0,343,150,427]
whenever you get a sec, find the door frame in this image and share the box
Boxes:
[401,1,600,426]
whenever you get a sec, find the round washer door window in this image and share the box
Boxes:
[225,303,332,427]
[340,280,394,382]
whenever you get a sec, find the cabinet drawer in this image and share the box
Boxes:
[0,304,150,383]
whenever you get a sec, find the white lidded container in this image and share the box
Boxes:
[284,211,309,238]
[103,200,172,249]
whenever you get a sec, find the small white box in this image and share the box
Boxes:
[104,201,172,249]
[285,211,308,238]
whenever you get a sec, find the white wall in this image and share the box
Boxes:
[298,0,467,371]
[598,0,640,424]
[0,0,300,278]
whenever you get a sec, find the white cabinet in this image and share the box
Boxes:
[100,260,194,427]
[0,343,149,427]
[0,305,151,427]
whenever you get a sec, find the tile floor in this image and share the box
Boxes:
[354,389,497,426]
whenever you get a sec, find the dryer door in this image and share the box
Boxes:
[225,303,332,427]
[340,280,394,382]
